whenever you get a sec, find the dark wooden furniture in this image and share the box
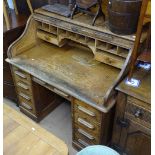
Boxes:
[108,0,142,35]
[111,67,151,155]
[3,10,28,103]
[128,0,150,79]
[71,0,105,25]
[6,8,147,151]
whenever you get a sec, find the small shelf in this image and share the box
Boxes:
[76,34,86,44]
[58,28,66,37]
[49,25,57,35]
[96,40,107,50]
[117,47,129,58]
[42,23,50,32]
[86,37,95,46]
[66,31,76,40]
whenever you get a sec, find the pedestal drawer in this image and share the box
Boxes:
[75,116,101,136]
[74,99,102,123]
[74,124,100,145]
[12,67,31,84]
[16,81,33,95]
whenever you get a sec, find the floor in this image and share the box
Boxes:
[3,98,77,155]
[4,104,68,155]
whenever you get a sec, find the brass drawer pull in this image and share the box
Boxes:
[78,139,89,147]
[53,88,68,98]
[17,82,29,90]
[21,102,32,110]
[78,106,95,117]
[19,93,30,101]
[78,118,94,129]
[78,128,94,140]
[15,71,26,79]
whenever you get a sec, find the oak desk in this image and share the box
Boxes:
[6,9,147,150]
[3,104,68,155]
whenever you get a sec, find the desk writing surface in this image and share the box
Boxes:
[7,42,119,110]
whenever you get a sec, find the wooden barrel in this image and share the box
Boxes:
[108,0,142,35]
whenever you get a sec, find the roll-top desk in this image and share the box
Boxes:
[6,7,147,150]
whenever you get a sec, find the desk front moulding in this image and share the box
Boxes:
[6,8,147,150]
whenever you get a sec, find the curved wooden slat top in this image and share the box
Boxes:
[4,104,68,155]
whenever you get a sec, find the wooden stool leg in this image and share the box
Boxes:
[3,0,10,30]
[92,2,105,26]
[70,4,77,19]
[12,0,18,15]
[26,0,34,14]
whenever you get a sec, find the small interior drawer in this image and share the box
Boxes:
[73,99,102,123]
[36,30,58,45]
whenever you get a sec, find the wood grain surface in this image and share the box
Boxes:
[3,104,68,155]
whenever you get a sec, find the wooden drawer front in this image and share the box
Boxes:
[74,99,102,124]
[125,102,151,125]
[127,96,150,110]
[74,125,100,144]
[75,116,101,136]
[16,81,32,94]
[13,67,31,84]
[18,95,34,113]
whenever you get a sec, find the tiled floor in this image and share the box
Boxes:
[3,98,77,155]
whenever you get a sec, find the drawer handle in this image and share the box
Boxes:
[78,139,89,147]
[78,128,94,140]
[15,71,26,79]
[17,82,29,90]
[21,102,32,110]
[53,88,68,98]
[78,118,94,129]
[78,106,95,117]
[19,93,30,101]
